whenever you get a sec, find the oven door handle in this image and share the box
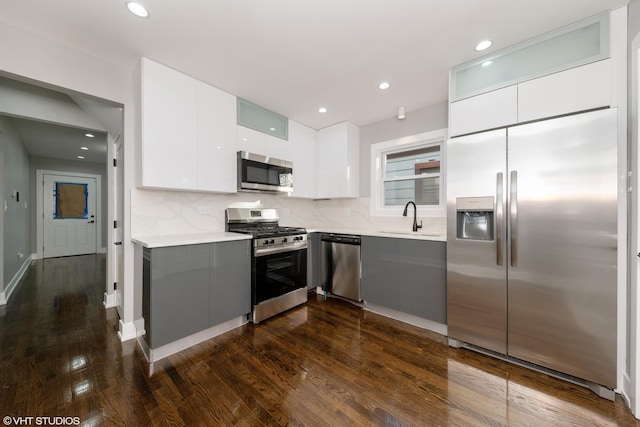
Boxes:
[254,243,307,257]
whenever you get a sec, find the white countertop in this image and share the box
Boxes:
[306,228,447,242]
[131,232,252,248]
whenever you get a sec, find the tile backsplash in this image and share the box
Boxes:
[131,188,445,237]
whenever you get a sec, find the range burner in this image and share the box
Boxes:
[237,226,307,238]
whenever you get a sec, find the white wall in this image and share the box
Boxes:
[0,20,137,340]
[0,116,31,299]
[359,102,448,198]
[29,156,108,253]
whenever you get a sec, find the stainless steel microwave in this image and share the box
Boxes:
[237,151,293,193]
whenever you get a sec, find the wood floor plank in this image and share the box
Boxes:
[0,255,638,426]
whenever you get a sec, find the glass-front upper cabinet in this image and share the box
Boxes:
[450,13,609,102]
[237,98,288,141]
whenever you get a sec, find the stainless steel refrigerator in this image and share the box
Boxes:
[446,108,617,395]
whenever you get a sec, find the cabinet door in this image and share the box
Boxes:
[237,125,266,154]
[288,120,317,198]
[196,82,237,193]
[149,244,210,348]
[316,122,359,198]
[361,236,398,309]
[307,233,322,289]
[517,60,611,123]
[141,58,198,189]
[398,240,447,323]
[237,125,289,161]
[210,240,251,326]
[449,86,517,137]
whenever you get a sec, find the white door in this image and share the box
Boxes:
[43,174,97,258]
[114,141,124,317]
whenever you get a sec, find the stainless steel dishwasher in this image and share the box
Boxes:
[320,233,361,302]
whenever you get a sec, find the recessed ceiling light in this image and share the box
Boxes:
[77,156,85,160]
[475,40,493,51]
[482,60,493,67]
[80,146,89,150]
[126,1,149,18]
[378,82,390,90]
[85,133,94,138]
[318,107,327,113]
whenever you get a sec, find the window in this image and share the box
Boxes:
[54,182,88,219]
[371,129,446,216]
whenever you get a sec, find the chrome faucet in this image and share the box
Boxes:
[402,201,422,232]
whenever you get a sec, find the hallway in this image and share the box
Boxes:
[0,255,638,426]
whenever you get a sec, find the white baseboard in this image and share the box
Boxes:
[31,252,41,260]
[138,315,247,363]
[98,247,107,254]
[118,320,137,342]
[363,302,448,336]
[0,255,32,306]
[134,318,146,337]
[103,292,117,308]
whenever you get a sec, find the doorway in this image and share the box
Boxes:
[36,170,102,259]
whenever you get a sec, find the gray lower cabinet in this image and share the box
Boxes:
[143,240,251,349]
[361,236,446,324]
[397,239,446,323]
[361,237,399,308]
[210,240,251,326]
[307,233,322,289]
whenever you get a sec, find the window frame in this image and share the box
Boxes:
[370,128,447,217]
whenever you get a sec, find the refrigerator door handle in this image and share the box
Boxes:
[496,172,504,266]
[510,170,518,267]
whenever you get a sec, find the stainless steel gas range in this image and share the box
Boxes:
[226,207,307,324]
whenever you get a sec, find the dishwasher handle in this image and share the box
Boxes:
[320,233,361,245]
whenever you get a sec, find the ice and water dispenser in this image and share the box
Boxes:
[456,197,494,241]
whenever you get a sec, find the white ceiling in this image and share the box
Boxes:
[0,0,630,131]
[10,117,107,164]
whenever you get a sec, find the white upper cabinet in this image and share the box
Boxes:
[237,125,290,161]
[140,58,198,189]
[316,122,360,199]
[196,81,237,193]
[517,60,611,123]
[450,14,608,102]
[288,120,317,199]
[449,13,613,135]
[449,86,517,137]
[138,57,237,193]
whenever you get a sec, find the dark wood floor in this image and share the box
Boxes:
[1,255,638,426]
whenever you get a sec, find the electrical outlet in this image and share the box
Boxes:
[198,206,210,214]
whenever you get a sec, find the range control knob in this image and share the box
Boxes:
[263,240,270,245]
[270,239,275,244]
[282,237,288,243]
